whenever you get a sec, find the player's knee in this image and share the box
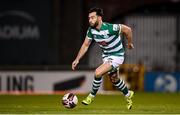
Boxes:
[95,69,102,77]
[109,72,119,83]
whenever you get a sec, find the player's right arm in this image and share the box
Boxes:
[72,37,92,70]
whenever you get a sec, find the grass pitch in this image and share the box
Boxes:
[0,92,180,114]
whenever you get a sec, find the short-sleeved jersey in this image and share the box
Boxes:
[86,22,124,58]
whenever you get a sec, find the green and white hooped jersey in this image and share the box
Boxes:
[86,22,125,58]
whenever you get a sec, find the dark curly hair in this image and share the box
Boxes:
[89,7,104,17]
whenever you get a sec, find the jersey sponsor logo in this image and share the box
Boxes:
[103,34,109,39]
[92,29,109,39]
[98,41,108,46]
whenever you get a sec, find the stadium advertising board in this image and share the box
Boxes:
[144,72,180,92]
[0,71,102,94]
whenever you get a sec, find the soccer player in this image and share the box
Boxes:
[72,7,134,109]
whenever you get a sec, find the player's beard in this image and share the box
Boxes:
[90,20,99,29]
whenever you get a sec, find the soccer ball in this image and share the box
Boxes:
[62,93,78,109]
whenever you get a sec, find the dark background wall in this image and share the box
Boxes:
[0,0,180,71]
[0,0,53,66]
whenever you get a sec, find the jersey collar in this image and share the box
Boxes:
[95,22,106,31]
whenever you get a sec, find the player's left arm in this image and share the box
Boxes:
[120,24,134,49]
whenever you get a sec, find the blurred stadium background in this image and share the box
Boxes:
[0,0,180,114]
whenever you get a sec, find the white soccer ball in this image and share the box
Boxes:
[62,93,78,109]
